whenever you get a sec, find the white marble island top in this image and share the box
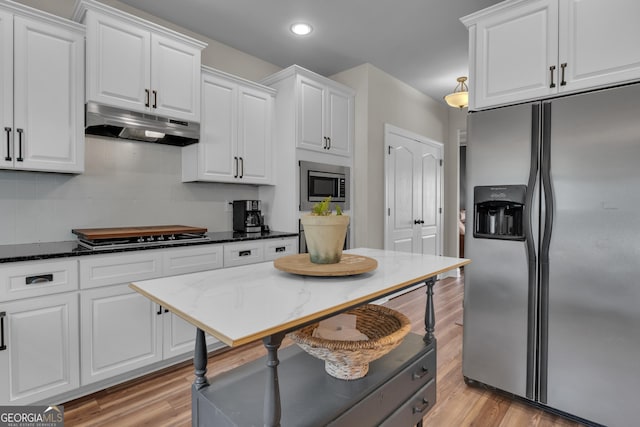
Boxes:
[130,248,470,347]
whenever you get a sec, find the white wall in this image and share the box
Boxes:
[0,139,260,244]
[332,64,452,252]
[447,107,468,257]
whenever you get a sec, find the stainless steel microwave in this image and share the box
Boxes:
[299,161,350,211]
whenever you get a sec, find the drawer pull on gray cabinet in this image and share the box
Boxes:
[275,246,286,253]
[25,274,53,285]
[412,366,429,380]
[0,312,6,351]
[412,398,429,414]
[239,250,252,257]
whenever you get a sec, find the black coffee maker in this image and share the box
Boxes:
[233,200,263,233]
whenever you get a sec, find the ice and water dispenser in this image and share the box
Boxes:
[473,185,526,241]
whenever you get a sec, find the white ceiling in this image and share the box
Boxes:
[119,0,502,104]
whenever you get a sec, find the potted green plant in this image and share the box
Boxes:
[300,197,350,264]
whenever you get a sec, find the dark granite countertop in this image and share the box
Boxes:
[0,231,298,264]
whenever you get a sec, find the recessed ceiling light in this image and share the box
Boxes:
[290,22,312,36]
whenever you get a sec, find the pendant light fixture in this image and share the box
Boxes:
[444,76,469,109]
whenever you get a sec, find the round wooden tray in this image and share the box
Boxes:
[273,253,378,276]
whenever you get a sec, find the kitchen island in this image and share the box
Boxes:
[130,248,469,426]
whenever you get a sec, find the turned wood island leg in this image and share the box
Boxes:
[193,328,209,390]
[263,332,286,427]
[424,277,436,343]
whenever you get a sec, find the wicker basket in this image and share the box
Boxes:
[288,304,411,380]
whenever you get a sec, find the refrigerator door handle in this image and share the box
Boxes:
[538,101,554,404]
[524,103,541,400]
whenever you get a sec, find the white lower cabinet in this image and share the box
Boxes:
[80,284,161,385]
[224,241,265,267]
[0,237,295,403]
[0,293,79,404]
[162,244,223,276]
[264,238,298,261]
[162,312,218,359]
[79,245,225,385]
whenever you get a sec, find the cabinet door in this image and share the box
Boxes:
[558,0,640,93]
[162,312,221,359]
[0,10,11,168]
[85,11,150,113]
[151,33,201,122]
[80,284,162,385]
[12,16,84,173]
[297,76,326,152]
[326,87,352,157]
[237,86,273,184]
[472,0,558,109]
[196,72,237,182]
[0,293,79,405]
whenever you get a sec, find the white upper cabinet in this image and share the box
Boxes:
[297,75,353,157]
[558,0,640,93]
[463,0,640,110]
[463,0,558,110]
[1,4,84,173]
[182,67,274,185]
[75,0,206,123]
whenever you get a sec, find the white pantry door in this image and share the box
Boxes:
[385,124,443,255]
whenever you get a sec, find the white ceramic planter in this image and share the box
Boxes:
[300,214,350,264]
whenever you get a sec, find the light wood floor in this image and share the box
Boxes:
[63,274,584,426]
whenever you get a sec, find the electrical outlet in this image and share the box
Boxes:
[224,200,232,212]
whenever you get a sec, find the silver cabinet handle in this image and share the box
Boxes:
[549,65,556,88]
[152,90,158,108]
[4,127,10,161]
[239,250,251,257]
[412,365,429,380]
[327,137,331,149]
[16,129,23,162]
[412,398,430,414]
[234,156,239,178]
[25,274,53,285]
[145,89,150,107]
[239,157,244,178]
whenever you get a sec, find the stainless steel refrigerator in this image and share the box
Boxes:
[463,83,640,427]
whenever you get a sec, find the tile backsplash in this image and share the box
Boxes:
[0,136,259,245]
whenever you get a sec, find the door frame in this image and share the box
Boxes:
[383,123,444,255]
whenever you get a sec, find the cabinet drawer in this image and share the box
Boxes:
[263,238,297,261]
[331,343,435,426]
[79,252,162,289]
[223,242,264,267]
[380,379,436,427]
[0,259,78,301]
[162,245,223,276]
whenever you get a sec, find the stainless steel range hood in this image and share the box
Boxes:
[84,102,200,146]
